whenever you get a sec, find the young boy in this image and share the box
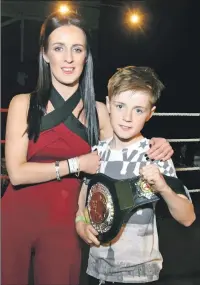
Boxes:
[76,66,195,285]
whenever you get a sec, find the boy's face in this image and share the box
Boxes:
[106,90,156,142]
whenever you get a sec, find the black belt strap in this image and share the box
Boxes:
[117,174,187,211]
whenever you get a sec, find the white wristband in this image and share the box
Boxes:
[68,157,80,176]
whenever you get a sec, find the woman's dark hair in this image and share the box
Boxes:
[27,11,99,146]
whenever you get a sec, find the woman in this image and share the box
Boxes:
[2,11,173,285]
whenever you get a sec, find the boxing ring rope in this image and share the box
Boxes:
[167,139,200,142]
[1,108,8,112]
[1,109,200,193]
[154,112,200,116]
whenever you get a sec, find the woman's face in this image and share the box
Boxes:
[43,25,87,87]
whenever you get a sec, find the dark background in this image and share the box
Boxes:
[2,0,200,143]
[1,1,200,284]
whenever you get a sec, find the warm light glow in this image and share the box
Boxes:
[125,8,148,32]
[59,5,70,14]
[130,13,140,24]
[125,9,146,31]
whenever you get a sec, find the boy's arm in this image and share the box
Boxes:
[76,180,88,217]
[76,180,100,246]
[157,182,195,226]
[140,159,196,227]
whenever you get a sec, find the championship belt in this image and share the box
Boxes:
[85,173,186,243]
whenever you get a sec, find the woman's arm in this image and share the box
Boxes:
[147,137,174,161]
[5,95,100,186]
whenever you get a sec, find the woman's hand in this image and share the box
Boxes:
[147,137,174,161]
[139,164,169,194]
[79,151,101,174]
[76,221,100,246]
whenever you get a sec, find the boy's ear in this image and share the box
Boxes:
[146,106,156,122]
[106,96,111,113]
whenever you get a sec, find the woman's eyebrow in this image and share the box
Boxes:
[52,42,85,47]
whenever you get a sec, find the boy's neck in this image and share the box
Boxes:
[109,133,144,150]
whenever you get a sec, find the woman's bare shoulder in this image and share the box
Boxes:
[9,93,31,111]
[96,101,108,115]
[10,93,30,104]
[96,101,113,140]
[96,101,109,124]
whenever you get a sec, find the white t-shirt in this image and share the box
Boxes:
[87,137,185,283]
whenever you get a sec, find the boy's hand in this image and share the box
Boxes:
[76,221,100,246]
[139,164,169,194]
[147,137,173,161]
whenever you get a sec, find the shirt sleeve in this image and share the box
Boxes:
[156,158,177,178]
[156,159,191,200]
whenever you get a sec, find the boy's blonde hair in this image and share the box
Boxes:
[107,66,164,105]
